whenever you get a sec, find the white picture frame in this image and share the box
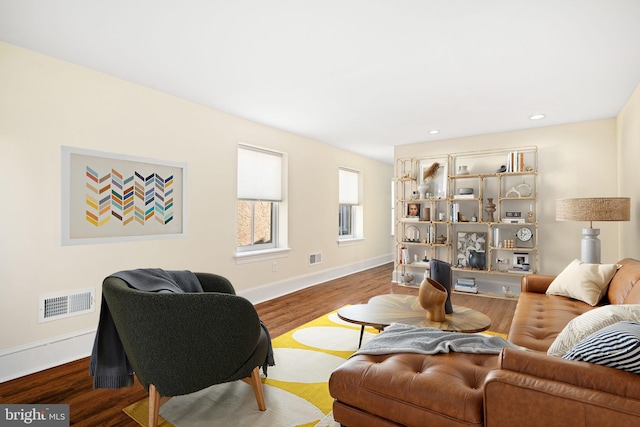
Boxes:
[61,146,187,245]
[418,158,448,198]
[513,252,529,268]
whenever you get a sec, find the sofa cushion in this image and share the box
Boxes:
[508,291,593,352]
[562,321,640,374]
[546,259,619,306]
[329,352,499,426]
[547,304,640,356]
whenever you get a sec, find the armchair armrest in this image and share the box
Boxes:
[521,274,556,293]
[195,272,236,294]
[484,349,640,426]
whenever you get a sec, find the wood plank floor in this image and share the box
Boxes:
[0,263,517,426]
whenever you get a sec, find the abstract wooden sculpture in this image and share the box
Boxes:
[418,278,448,321]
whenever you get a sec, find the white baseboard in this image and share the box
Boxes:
[239,254,393,304]
[0,328,96,383]
[0,254,392,383]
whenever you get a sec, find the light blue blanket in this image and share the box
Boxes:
[353,323,521,357]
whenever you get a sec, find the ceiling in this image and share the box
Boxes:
[2,1,640,164]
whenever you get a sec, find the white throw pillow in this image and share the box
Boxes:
[545,259,619,306]
[547,304,640,356]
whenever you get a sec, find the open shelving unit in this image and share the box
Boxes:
[393,147,538,298]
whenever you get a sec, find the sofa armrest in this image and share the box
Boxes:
[498,348,640,397]
[484,348,640,426]
[520,274,555,293]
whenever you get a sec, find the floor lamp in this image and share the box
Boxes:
[556,197,630,264]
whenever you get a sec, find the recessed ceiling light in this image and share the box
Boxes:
[428,130,440,134]
[529,114,545,120]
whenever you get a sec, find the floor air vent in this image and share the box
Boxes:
[309,252,322,266]
[38,288,95,323]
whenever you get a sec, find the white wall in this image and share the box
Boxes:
[395,118,625,275]
[618,83,640,259]
[0,43,394,380]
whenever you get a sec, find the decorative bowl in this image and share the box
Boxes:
[458,188,473,195]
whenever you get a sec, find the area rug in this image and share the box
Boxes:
[123,309,507,427]
[123,308,379,427]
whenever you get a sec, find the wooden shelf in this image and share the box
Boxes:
[452,290,519,300]
[394,147,538,298]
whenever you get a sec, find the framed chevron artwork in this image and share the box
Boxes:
[61,146,187,245]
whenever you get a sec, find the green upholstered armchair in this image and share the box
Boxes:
[102,272,269,426]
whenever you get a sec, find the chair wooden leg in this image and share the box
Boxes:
[244,367,266,411]
[149,384,161,427]
[148,384,172,426]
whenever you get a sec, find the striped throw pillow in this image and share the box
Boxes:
[562,321,640,374]
[547,305,640,357]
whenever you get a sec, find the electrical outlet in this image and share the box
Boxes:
[272,262,278,272]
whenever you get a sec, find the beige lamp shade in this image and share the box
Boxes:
[556,197,631,264]
[556,198,630,225]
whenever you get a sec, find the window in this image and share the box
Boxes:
[237,145,283,253]
[338,203,353,237]
[237,200,276,248]
[338,167,363,242]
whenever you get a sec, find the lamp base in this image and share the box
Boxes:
[581,228,601,264]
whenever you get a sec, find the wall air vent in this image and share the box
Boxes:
[309,252,323,266]
[38,288,95,323]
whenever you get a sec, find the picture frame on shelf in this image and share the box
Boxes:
[406,202,420,218]
[418,158,448,199]
[513,252,529,268]
[456,231,487,268]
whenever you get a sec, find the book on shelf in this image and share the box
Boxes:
[455,283,477,289]
[453,194,475,199]
[450,202,460,222]
[501,217,525,223]
[412,261,430,268]
[454,277,478,293]
[403,216,420,222]
[454,284,478,293]
[507,151,525,172]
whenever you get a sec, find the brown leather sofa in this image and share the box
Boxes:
[329,258,640,427]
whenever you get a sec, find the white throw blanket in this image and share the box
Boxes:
[352,323,521,357]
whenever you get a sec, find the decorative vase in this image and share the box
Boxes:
[418,278,448,321]
[485,197,496,222]
[418,180,430,199]
[469,250,486,270]
[457,165,469,175]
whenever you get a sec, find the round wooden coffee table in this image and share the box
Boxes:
[338,294,492,347]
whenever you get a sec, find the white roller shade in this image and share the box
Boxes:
[238,146,282,201]
[339,168,360,205]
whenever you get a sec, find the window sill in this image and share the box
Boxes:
[337,237,365,247]
[235,247,292,264]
